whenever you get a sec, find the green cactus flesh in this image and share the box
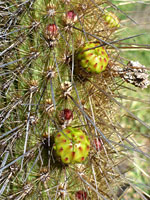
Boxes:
[54,127,90,164]
[77,42,109,73]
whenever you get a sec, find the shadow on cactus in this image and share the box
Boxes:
[0,0,150,199]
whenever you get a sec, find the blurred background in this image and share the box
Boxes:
[112,0,150,199]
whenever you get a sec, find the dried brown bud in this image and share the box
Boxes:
[57,183,68,199]
[121,61,150,89]
[110,61,150,89]
[39,168,50,182]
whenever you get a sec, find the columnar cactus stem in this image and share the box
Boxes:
[0,0,149,199]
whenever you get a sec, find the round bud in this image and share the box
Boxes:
[77,42,109,73]
[54,127,90,164]
[103,11,120,28]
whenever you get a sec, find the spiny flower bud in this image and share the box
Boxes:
[66,10,77,24]
[77,42,109,73]
[54,127,90,164]
[63,10,77,29]
[103,11,120,28]
[45,24,59,41]
[62,109,73,120]
[58,109,73,124]
[75,190,87,200]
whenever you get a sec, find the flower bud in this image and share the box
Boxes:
[61,109,73,120]
[54,127,90,164]
[103,11,120,28]
[58,109,73,127]
[45,24,58,40]
[66,10,77,24]
[75,190,87,200]
[77,42,109,74]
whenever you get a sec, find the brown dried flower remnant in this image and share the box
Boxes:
[120,61,150,89]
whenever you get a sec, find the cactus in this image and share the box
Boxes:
[0,0,150,199]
